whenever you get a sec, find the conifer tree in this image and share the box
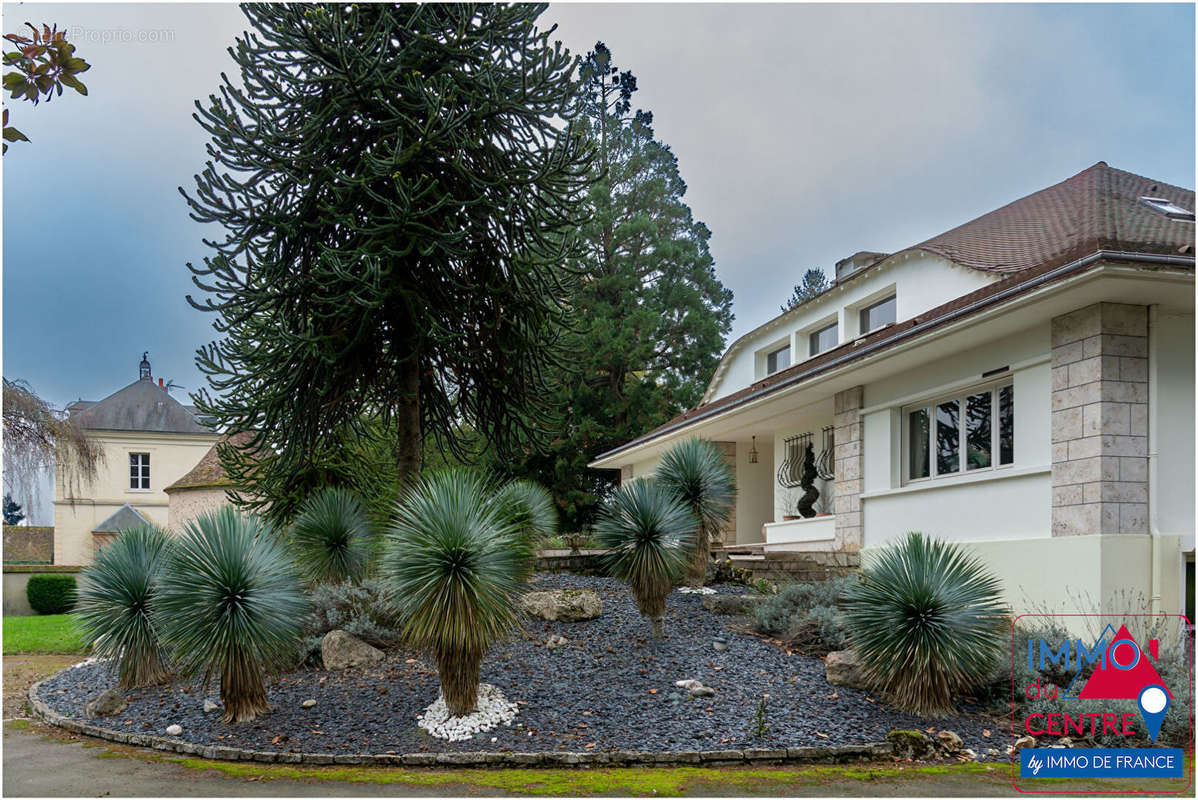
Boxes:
[181,4,593,519]
[504,42,733,529]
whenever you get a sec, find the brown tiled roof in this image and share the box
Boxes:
[916,162,1194,273]
[164,431,254,493]
[596,163,1194,462]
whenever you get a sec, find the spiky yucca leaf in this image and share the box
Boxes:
[842,532,1009,716]
[75,524,172,688]
[593,478,696,637]
[156,507,307,723]
[494,479,557,548]
[655,437,735,586]
[290,487,373,584]
[381,468,532,715]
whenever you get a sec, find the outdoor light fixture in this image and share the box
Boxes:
[748,436,759,463]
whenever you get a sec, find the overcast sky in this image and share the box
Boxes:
[3,2,1194,415]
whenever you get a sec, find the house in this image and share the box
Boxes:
[590,163,1195,621]
[53,354,220,564]
[164,432,251,532]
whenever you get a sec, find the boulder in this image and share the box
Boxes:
[689,686,716,698]
[887,729,934,760]
[83,689,127,718]
[824,650,871,690]
[321,629,384,671]
[700,594,768,615]
[202,700,219,713]
[936,730,963,754]
[520,589,601,622]
[1014,735,1036,751]
[674,679,703,690]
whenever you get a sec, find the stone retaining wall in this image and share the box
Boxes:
[731,551,860,584]
[27,674,889,768]
[533,549,607,576]
[3,525,53,564]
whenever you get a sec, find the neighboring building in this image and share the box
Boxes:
[164,433,250,532]
[590,163,1195,621]
[53,354,220,564]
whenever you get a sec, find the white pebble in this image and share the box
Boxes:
[416,684,519,742]
[202,700,218,713]
[165,724,182,736]
[302,699,317,708]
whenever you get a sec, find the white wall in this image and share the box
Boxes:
[734,441,773,544]
[706,253,998,402]
[1152,310,1194,550]
[859,322,1052,545]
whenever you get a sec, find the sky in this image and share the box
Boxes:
[2,3,1194,408]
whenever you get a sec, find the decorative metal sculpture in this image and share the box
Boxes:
[796,441,820,518]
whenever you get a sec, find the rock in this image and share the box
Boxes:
[520,589,602,622]
[321,630,384,671]
[700,594,768,615]
[824,650,871,690]
[936,729,963,754]
[960,748,978,761]
[83,688,127,718]
[302,699,317,708]
[688,686,716,698]
[165,724,183,736]
[202,700,219,713]
[986,748,1002,758]
[674,679,703,690]
[1058,737,1073,748]
[887,729,934,760]
[545,634,568,650]
[1014,735,1036,751]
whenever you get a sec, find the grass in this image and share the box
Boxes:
[4,614,88,654]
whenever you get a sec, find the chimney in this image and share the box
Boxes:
[158,378,165,389]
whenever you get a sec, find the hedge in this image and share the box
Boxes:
[27,574,77,615]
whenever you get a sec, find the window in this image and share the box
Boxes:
[766,345,791,374]
[859,295,896,334]
[905,381,1013,482]
[809,322,838,356]
[1140,196,1195,221]
[129,453,150,490]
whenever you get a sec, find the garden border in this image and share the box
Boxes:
[28,673,892,769]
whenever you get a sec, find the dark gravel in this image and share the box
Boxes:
[38,574,1004,758]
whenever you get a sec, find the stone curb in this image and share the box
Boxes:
[28,675,891,769]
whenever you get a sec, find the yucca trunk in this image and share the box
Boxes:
[435,645,483,716]
[633,573,671,637]
[684,522,711,587]
[220,648,270,723]
[116,644,169,690]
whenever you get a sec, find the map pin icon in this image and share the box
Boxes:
[1137,685,1169,743]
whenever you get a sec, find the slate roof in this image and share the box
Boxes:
[91,503,151,533]
[70,378,211,435]
[164,432,254,493]
[594,163,1195,462]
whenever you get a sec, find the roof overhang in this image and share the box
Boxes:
[589,252,1194,468]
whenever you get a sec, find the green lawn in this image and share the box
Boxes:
[3,614,88,654]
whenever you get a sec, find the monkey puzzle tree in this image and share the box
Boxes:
[181,4,592,515]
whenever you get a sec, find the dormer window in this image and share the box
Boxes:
[860,294,896,334]
[809,322,838,356]
[1140,196,1194,221]
[766,344,791,374]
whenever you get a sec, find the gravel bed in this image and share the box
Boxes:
[38,574,1003,759]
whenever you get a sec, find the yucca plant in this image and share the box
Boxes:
[655,437,735,586]
[290,487,373,584]
[593,478,696,637]
[381,468,532,716]
[842,532,1009,716]
[494,479,557,548]
[156,507,307,723]
[75,524,172,688]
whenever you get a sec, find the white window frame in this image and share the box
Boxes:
[902,378,1014,485]
[808,321,838,356]
[129,452,151,491]
[859,294,896,335]
[766,344,791,374]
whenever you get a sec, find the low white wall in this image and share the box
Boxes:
[763,515,835,552]
[861,534,1185,635]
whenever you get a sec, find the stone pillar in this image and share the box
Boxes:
[833,386,865,550]
[1051,303,1148,536]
